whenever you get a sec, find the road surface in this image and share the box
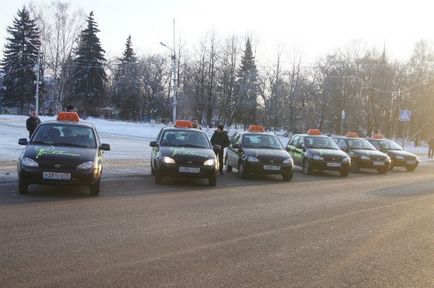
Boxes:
[2,166,434,287]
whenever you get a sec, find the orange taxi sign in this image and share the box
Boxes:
[174,120,193,128]
[307,129,321,135]
[248,125,265,132]
[345,131,359,138]
[372,133,383,139]
[57,112,79,122]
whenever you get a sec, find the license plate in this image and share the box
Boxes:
[43,172,71,180]
[263,165,281,171]
[407,160,416,165]
[179,167,200,174]
[327,162,341,168]
[373,161,384,166]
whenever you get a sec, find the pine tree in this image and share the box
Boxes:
[113,35,141,120]
[69,11,106,116]
[1,7,41,114]
[234,38,259,128]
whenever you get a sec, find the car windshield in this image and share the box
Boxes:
[161,130,211,148]
[305,137,339,149]
[31,124,97,148]
[378,139,402,150]
[242,134,283,149]
[347,139,376,150]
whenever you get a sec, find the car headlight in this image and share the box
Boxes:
[22,157,39,167]
[204,159,215,166]
[342,156,351,163]
[77,161,95,170]
[162,156,175,164]
[282,158,293,165]
[395,155,404,160]
[360,155,370,160]
[247,156,260,163]
[312,155,324,161]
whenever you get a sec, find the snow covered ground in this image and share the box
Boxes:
[0,114,431,162]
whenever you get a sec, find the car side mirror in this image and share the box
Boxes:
[100,143,111,151]
[232,143,241,149]
[150,141,158,147]
[296,143,304,150]
[18,138,28,145]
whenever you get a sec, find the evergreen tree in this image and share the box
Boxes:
[113,35,141,120]
[1,7,41,114]
[69,11,106,116]
[234,38,259,128]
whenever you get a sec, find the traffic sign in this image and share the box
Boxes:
[399,110,411,122]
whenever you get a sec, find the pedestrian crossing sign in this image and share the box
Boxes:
[399,110,411,122]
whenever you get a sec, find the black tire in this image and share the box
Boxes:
[238,162,248,179]
[302,160,312,175]
[18,179,28,194]
[376,167,388,174]
[406,165,417,172]
[282,170,294,182]
[151,165,155,176]
[350,161,360,172]
[339,168,350,177]
[208,176,217,186]
[89,179,100,196]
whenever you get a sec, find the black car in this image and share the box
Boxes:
[367,138,419,171]
[286,133,351,176]
[150,123,219,186]
[17,113,110,196]
[332,135,391,174]
[225,131,294,181]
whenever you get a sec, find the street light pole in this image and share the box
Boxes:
[160,19,177,124]
[25,37,41,114]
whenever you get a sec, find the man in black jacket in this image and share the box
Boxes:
[26,110,41,138]
[210,124,230,174]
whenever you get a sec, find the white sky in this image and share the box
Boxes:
[1,0,434,66]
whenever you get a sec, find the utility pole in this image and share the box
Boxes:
[160,19,177,123]
[25,37,41,114]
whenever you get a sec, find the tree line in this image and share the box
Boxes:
[1,2,434,141]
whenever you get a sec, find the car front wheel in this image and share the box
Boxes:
[89,179,100,196]
[18,179,28,194]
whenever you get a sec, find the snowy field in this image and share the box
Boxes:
[0,114,431,162]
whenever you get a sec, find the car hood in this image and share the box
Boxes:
[307,148,348,158]
[243,148,291,161]
[159,147,216,161]
[350,149,388,158]
[24,144,96,168]
[387,150,417,159]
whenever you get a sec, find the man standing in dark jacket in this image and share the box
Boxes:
[26,110,41,138]
[210,124,230,174]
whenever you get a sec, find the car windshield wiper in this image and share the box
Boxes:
[31,140,50,145]
[180,144,206,148]
[54,142,88,148]
[256,146,279,149]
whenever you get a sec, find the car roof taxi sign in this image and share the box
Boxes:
[307,129,321,135]
[248,125,265,132]
[174,120,193,128]
[57,112,80,122]
[345,131,359,138]
[372,134,384,140]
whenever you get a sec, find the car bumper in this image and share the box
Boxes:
[309,160,350,171]
[392,158,419,167]
[244,162,293,175]
[18,167,101,186]
[353,158,390,169]
[157,164,218,178]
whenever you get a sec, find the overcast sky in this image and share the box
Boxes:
[1,0,434,65]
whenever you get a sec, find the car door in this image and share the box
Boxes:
[286,135,299,158]
[227,133,240,168]
[292,136,305,166]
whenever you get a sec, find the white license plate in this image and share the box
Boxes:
[263,165,281,171]
[373,161,384,166]
[327,162,341,168]
[43,172,71,180]
[407,160,416,165]
[179,167,200,174]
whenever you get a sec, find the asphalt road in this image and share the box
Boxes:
[2,166,434,288]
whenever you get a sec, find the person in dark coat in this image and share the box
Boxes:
[26,110,41,138]
[210,124,230,174]
[192,118,201,130]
